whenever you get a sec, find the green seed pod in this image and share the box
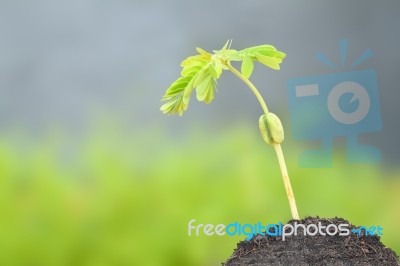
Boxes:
[259,113,284,145]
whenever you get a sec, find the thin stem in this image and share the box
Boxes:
[226,62,269,114]
[273,144,299,219]
[226,61,300,220]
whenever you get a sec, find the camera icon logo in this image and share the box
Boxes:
[286,39,382,167]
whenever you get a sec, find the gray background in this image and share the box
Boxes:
[0,0,399,164]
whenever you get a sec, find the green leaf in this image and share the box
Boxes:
[238,45,274,58]
[209,63,222,79]
[160,98,178,113]
[181,56,208,67]
[162,76,190,100]
[161,47,219,115]
[196,76,212,102]
[182,86,195,106]
[196,77,215,104]
[164,82,187,96]
[161,42,286,116]
[195,47,212,58]
[181,65,202,77]
[241,56,254,78]
[161,74,195,115]
[193,68,208,87]
[255,52,282,70]
[204,80,216,103]
[160,95,186,115]
[257,49,286,60]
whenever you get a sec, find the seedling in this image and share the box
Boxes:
[160,40,299,220]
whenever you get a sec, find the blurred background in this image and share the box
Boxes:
[0,0,399,265]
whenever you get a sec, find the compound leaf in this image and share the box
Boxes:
[161,48,217,115]
[161,41,286,116]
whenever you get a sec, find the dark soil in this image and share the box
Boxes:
[224,217,399,266]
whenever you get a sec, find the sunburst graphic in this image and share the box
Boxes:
[315,39,373,69]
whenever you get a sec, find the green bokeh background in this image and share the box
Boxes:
[0,120,399,265]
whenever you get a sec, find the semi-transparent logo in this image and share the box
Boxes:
[286,39,382,167]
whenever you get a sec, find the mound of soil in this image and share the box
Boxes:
[224,217,399,265]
